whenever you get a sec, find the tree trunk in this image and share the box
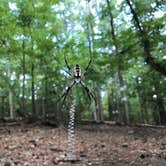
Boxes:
[126,0,166,76]
[157,97,166,125]
[137,93,145,123]
[154,84,166,125]
[42,97,46,121]
[31,62,36,117]
[86,0,98,122]
[118,71,130,124]
[54,101,61,125]
[30,30,36,118]
[29,24,36,119]
[96,88,104,122]
[107,91,113,121]
[41,72,49,122]
[135,77,147,123]
[22,39,26,113]
[1,97,5,117]
[106,0,129,124]
[7,66,14,119]
[113,73,121,123]
[44,69,48,115]
[93,110,97,122]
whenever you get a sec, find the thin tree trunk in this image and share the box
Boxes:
[126,0,166,76]
[41,72,48,122]
[9,92,14,119]
[119,72,129,124]
[93,111,97,121]
[31,62,36,117]
[22,39,26,113]
[42,97,46,121]
[157,97,166,125]
[7,66,14,119]
[154,84,166,125]
[106,0,129,124]
[106,0,121,123]
[91,82,98,122]
[1,97,5,117]
[86,1,99,121]
[30,27,36,118]
[54,101,61,125]
[107,91,113,121]
[28,5,36,119]
[44,68,48,115]
[113,73,121,123]
[96,88,104,122]
[137,94,145,123]
[135,77,146,123]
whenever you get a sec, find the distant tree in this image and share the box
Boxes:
[126,0,166,76]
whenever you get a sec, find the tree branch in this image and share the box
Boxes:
[126,0,166,76]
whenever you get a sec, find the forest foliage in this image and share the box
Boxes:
[0,0,166,125]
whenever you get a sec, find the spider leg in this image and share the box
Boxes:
[60,81,76,105]
[80,81,95,102]
[84,59,92,73]
[82,59,92,78]
[85,59,92,71]
[64,55,71,72]
[63,69,72,76]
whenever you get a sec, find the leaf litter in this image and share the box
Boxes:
[0,123,165,166]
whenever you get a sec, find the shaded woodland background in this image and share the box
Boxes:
[0,0,166,125]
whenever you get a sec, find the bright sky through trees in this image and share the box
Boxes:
[8,0,165,18]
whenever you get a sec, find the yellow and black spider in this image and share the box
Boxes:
[59,55,95,104]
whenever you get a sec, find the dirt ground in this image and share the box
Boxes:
[0,123,165,166]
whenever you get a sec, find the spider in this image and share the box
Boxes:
[59,55,95,104]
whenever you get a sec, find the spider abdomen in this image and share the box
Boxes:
[74,64,81,78]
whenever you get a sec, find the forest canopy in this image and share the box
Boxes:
[0,0,166,125]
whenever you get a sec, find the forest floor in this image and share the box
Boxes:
[0,122,165,166]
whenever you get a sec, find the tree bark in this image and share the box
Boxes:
[7,65,14,119]
[126,0,166,76]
